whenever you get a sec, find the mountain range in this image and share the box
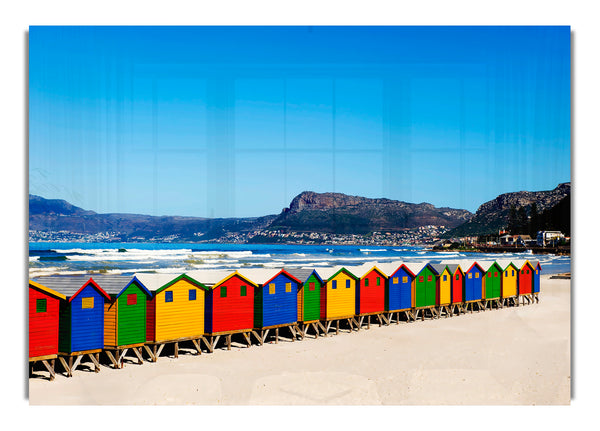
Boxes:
[29,182,570,242]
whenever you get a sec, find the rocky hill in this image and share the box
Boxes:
[269,191,473,234]
[443,183,571,238]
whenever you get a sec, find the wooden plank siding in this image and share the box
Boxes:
[206,272,256,334]
[153,277,207,342]
[321,269,357,320]
[357,267,387,315]
[103,301,118,347]
[464,263,484,302]
[501,263,519,298]
[29,282,64,359]
[415,265,437,308]
[451,267,464,304]
[116,282,148,346]
[254,271,300,328]
[438,267,452,306]
[301,273,322,322]
[483,262,503,300]
[386,266,415,312]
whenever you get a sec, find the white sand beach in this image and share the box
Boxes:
[28,274,570,405]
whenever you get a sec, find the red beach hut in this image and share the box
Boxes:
[356,265,388,328]
[189,269,260,351]
[29,279,66,380]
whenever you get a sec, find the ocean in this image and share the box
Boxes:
[28,242,571,278]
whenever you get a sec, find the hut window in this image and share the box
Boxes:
[220,286,227,298]
[309,282,315,291]
[332,280,337,289]
[475,272,479,278]
[456,274,459,280]
[527,270,530,274]
[81,297,94,309]
[494,272,498,277]
[286,282,292,293]
[505,271,508,277]
[376,277,381,286]
[240,285,247,296]
[36,298,47,313]
[468,273,472,279]
[393,277,398,284]
[427,275,432,282]
[189,289,196,301]
[536,269,538,274]
[512,270,515,276]
[269,283,276,294]
[165,291,173,303]
[346,279,351,288]
[419,276,424,282]
[521,270,525,274]
[487,273,491,278]
[127,294,137,305]
[443,275,447,281]
[402,276,408,283]
[365,278,369,287]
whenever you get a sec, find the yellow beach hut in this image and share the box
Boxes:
[135,273,209,361]
[431,263,453,317]
[317,266,359,335]
[497,259,519,307]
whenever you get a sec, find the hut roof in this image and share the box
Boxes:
[82,274,152,298]
[429,263,450,275]
[496,259,519,271]
[133,273,208,294]
[236,268,302,286]
[445,263,462,275]
[29,279,66,301]
[284,268,324,285]
[316,266,359,281]
[479,261,502,272]
[31,275,111,302]
[185,269,241,288]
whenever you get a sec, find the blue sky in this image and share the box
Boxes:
[29,26,571,218]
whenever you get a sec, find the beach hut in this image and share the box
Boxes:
[414,263,439,319]
[32,276,111,377]
[497,259,519,307]
[532,260,542,302]
[317,266,360,335]
[187,269,259,351]
[463,261,485,312]
[355,265,388,328]
[379,262,416,323]
[93,275,152,368]
[515,260,535,305]
[481,261,503,309]
[285,268,326,339]
[136,273,209,361]
[238,268,301,344]
[29,280,66,381]
[446,263,465,315]
[430,264,453,317]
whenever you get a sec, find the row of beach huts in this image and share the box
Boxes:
[29,259,541,380]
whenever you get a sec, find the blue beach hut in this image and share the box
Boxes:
[32,275,111,377]
[380,262,416,321]
[463,262,485,310]
[238,268,302,344]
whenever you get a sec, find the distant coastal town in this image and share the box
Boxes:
[28,225,570,256]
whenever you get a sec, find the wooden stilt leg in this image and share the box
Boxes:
[335,320,339,335]
[227,334,231,350]
[174,342,178,358]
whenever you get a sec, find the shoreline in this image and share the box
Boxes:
[29,274,570,405]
